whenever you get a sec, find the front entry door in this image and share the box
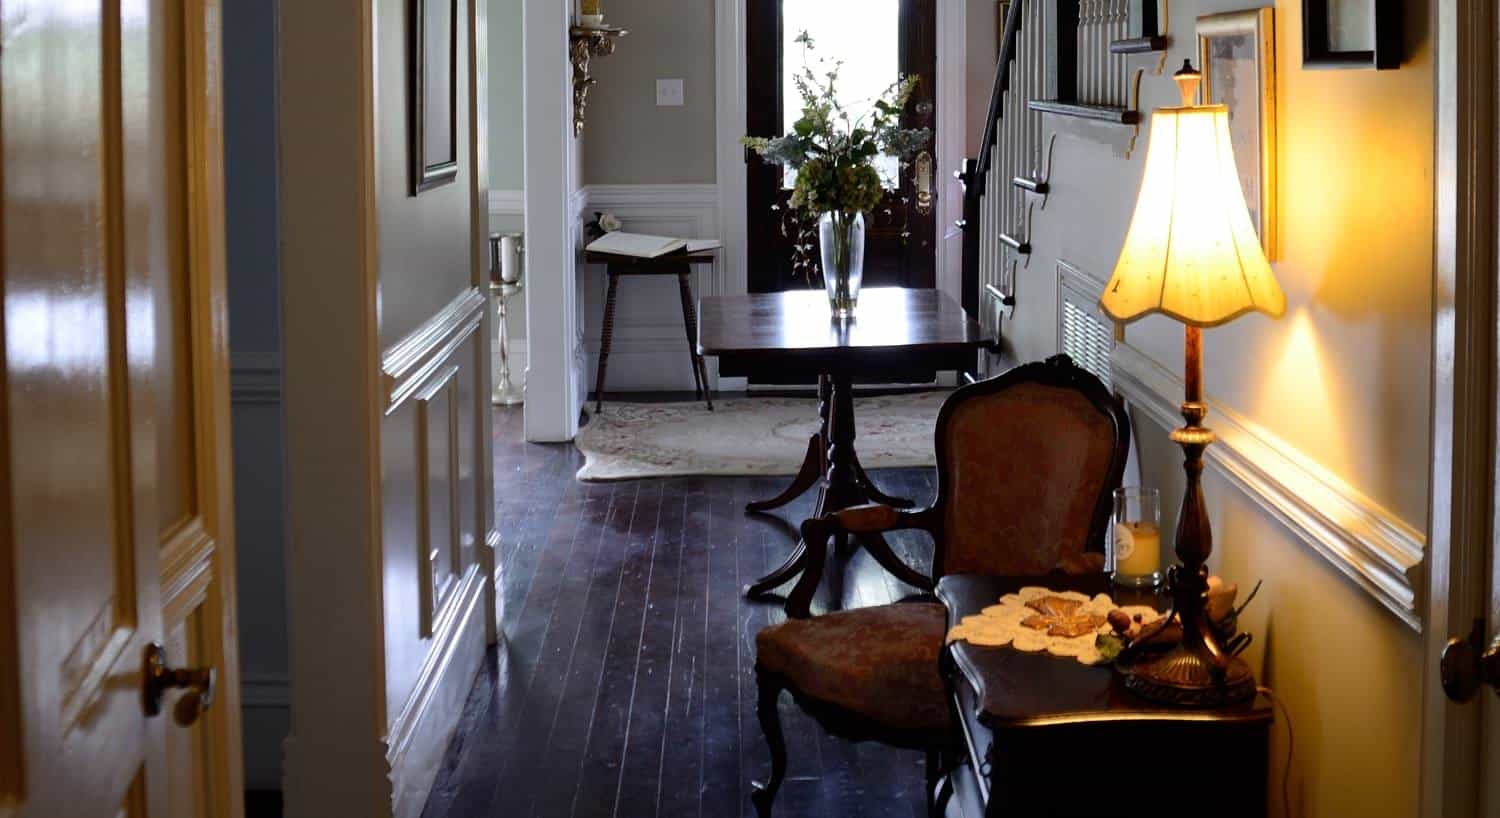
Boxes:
[1,1,243,816]
[746,0,938,296]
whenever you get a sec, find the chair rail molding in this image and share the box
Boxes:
[1110,343,1426,629]
[381,287,487,412]
[487,188,524,219]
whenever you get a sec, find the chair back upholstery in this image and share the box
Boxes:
[932,355,1130,579]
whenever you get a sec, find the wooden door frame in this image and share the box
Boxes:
[175,0,246,814]
[1420,0,1496,815]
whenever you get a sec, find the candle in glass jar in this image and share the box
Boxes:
[1114,521,1161,578]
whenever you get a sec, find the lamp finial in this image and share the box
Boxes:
[1173,59,1202,107]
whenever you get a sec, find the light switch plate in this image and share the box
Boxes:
[656,78,685,107]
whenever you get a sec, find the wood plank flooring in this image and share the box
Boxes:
[420,406,938,818]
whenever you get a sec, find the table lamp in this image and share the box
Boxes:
[1100,61,1285,706]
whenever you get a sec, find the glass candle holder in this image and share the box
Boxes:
[1110,487,1163,589]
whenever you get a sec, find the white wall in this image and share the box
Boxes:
[999,0,1432,814]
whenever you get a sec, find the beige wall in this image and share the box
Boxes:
[1001,0,1432,815]
[280,0,495,813]
[489,0,525,191]
[581,0,717,183]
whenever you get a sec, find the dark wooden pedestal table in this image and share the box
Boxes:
[586,249,716,413]
[696,287,992,608]
[939,573,1274,817]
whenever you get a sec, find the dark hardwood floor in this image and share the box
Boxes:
[419,405,938,818]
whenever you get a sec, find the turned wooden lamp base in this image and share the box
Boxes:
[1120,326,1257,708]
[1124,645,1257,707]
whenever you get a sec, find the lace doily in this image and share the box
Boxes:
[946,586,1159,666]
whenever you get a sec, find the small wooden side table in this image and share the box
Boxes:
[585,249,716,412]
[938,573,1273,817]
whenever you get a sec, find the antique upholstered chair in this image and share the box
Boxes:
[750,355,1131,817]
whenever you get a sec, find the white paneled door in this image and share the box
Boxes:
[0,0,244,816]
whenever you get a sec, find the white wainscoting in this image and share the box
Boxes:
[580,184,723,393]
[1110,343,1426,629]
[386,565,488,818]
[492,184,729,400]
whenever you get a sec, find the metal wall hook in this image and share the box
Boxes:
[1011,134,1059,209]
[998,201,1038,269]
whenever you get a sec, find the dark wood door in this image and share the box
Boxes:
[746,0,938,297]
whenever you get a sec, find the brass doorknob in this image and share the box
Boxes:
[1440,620,1500,703]
[142,643,216,726]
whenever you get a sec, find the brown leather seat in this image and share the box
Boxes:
[756,603,950,732]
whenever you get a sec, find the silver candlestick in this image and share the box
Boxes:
[490,233,525,406]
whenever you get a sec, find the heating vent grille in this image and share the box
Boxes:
[1057,262,1114,389]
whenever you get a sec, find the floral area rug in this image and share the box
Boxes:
[574,391,949,481]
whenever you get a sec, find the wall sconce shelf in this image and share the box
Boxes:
[569,25,629,137]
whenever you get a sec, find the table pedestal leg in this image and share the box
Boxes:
[747,375,927,612]
[745,376,830,512]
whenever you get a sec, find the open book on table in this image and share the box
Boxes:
[586,231,722,259]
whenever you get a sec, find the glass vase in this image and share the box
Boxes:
[818,211,865,319]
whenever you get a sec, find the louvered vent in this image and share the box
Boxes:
[1057,262,1114,389]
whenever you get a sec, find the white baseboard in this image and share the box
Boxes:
[386,566,488,818]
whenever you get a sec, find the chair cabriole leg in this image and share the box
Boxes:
[751,670,787,817]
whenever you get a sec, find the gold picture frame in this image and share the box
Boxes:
[1198,8,1277,260]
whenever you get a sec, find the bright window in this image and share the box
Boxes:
[781,0,902,188]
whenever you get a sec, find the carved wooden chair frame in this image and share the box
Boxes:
[751,354,1131,817]
[786,353,1132,616]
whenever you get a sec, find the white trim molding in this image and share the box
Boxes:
[521,0,584,442]
[385,565,487,818]
[1111,343,1426,629]
[382,287,487,412]
[714,0,749,305]
[934,0,965,304]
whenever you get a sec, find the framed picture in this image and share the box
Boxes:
[1301,0,1401,70]
[410,0,458,194]
[1198,8,1276,260]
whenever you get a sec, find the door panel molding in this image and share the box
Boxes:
[415,365,463,638]
[159,517,217,630]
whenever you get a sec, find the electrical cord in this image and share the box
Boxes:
[1257,685,1294,818]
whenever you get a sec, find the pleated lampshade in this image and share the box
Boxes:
[1099,104,1285,327]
